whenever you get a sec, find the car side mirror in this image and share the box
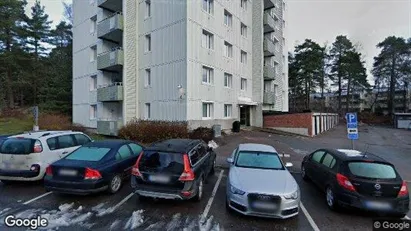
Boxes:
[226,158,234,164]
[285,162,293,168]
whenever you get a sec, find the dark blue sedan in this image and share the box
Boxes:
[44,140,144,195]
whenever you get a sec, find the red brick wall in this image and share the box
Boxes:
[263,113,313,136]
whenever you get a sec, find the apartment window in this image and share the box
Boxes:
[202,102,213,118]
[224,10,232,27]
[202,66,213,84]
[241,78,247,91]
[90,46,97,62]
[145,103,151,119]
[90,17,97,34]
[274,84,278,95]
[145,0,151,18]
[240,23,247,37]
[202,0,214,14]
[224,104,232,118]
[202,30,214,49]
[90,105,97,119]
[224,41,233,58]
[274,63,279,74]
[145,34,151,52]
[264,81,272,92]
[240,51,247,64]
[90,75,97,91]
[224,73,232,88]
[145,69,151,87]
[241,0,248,10]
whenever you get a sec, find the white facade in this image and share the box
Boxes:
[72,0,289,135]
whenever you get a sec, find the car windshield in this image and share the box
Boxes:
[235,151,284,170]
[65,147,111,161]
[348,162,397,179]
[139,151,184,174]
[0,138,34,154]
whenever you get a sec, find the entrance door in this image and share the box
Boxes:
[240,106,251,126]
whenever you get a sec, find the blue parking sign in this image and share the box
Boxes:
[346,113,357,124]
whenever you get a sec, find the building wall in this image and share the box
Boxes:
[252,0,264,127]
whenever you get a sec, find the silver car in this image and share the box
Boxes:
[226,143,300,219]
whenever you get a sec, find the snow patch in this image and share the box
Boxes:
[199,216,214,231]
[144,221,165,230]
[166,213,181,231]
[124,210,144,230]
[290,148,309,155]
[109,219,121,230]
[0,208,10,215]
[208,140,218,149]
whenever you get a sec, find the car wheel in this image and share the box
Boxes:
[210,158,216,175]
[301,165,309,181]
[326,186,339,211]
[108,175,122,194]
[193,177,204,202]
[1,180,14,185]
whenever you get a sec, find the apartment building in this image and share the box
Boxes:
[72,0,288,136]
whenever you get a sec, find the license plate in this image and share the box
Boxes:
[365,201,391,210]
[252,201,278,210]
[59,169,77,176]
[148,175,170,183]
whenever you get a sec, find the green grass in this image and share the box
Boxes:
[0,117,33,135]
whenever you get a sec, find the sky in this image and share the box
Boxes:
[29,0,411,82]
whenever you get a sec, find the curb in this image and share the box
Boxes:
[256,128,308,138]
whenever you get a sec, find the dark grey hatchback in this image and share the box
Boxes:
[131,139,216,201]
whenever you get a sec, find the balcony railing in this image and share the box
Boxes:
[97,82,123,102]
[97,0,122,12]
[263,12,275,33]
[98,12,123,43]
[263,91,275,105]
[97,118,123,136]
[263,65,276,80]
[264,37,276,57]
[97,47,124,72]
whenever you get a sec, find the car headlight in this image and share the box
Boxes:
[284,189,299,200]
[230,185,246,195]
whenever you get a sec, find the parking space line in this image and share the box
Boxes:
[201,170,224,220]
[22,192,53,205]
[300,202,320,231]
[98,192,135,216]
[405,215,411,220]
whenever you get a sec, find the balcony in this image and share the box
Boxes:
[264,0,275,9]
[97,119,123,136]
[97,0,122,12]
[97,48,124,72]
[263,91,275,105]
[97,83,123,102]
[98,13,123,43]
[263,12,275,33]
[264,37,276,57]
[263,65,276,80]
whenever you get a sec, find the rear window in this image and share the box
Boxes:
[139,151,184,174]
[348,162,397,179]
[65,147,111,161]
[0,138,35,154]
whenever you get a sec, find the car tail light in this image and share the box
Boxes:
[131,151,144,177]
[46,166,53,176]
[179,154,195,181]
[398,181,409,197]
[336,173,356,192]
[84,168,102,180]
[33,140,43,153]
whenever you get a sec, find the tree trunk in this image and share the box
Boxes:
[305,78,309,109]
[389,57,396,115]
[346,76,351,113]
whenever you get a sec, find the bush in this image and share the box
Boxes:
[189,127,213,143]
[118,120,189,144]
[0,109,28,119]
[38,114,89,133]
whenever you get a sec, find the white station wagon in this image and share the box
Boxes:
[0,131,92,184]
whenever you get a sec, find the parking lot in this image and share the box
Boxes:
[0,126,410,230]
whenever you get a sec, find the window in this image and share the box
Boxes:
[90,17,97,34]
[47,137,57,151]
[274,84,278,95]
[224,104,232,118]
[202,66,213,84]
[311,150,325,163]
[90,47,97,62]
[224,73,232,88]
[321,153,335,168]
[224,41,233,58]
[90,75,97,91]
[348,162,397,179]
[240,23,247,37]
[224,10,232,27]
[0,138,34,154]
[145,103,151,119]
[90,105,97,119]
[202,0,214,14]
[74,134,91,146]
[145,34,151,52]
[264,81,271,92]
[145,0,151,18]
[240,78,247,91]
[128,143,143,156]
[202,30,214,49]
[190,150,200,165]
[66,147,110,162]
[274,63,279,74]
[118,145,132,159]
[202,102,213,118]
[240,51,247,64]
[241,0,247,10]
[57,135,76,149]
[145,69,151,87]
[235,151,284,170]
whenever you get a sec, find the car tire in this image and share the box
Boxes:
[107,175,122,194]
[193,177,204,202]
[1,180,14,185]
[301,165,309,181]
[325,186,339,211]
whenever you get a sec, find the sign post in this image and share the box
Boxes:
[33,106,39,131]
[346,112,358,149]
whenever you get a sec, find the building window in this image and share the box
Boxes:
[90,17,96,34]
[224,73,232,88]
[274,84,278,95]
[274,63,279,74]
[90,46,97,62]
[240,78,247,91]
[224,41,233,58]
[202,30,214,49]
[240,51,247,64]
[145,0,151,18]
[224,10,232,27]
[202,66,213,84]
[90,75,97,91]
[145,103,151,119]
[90,105,97,119]
[145,34,151,52]
[202,0,214,14]
[145,69,151,87]
[241,0,247,10]
[224,104,232,118]
[264,81,272,92]
[202,102,213,118]
[240,23,247,37]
